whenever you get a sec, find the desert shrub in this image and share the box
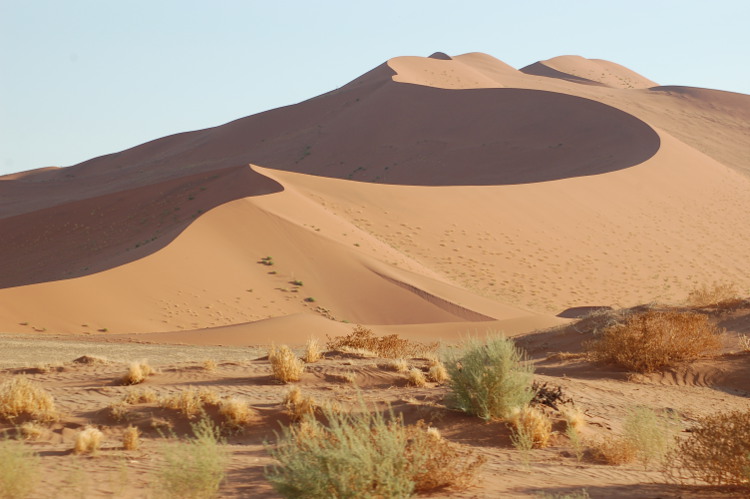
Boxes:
[508,406,552,449]
[123,426,140,451]
[0,438,39,499]
[591,436,637,465]
[17,422,45,441]
[218,397,256,428]
[283,386,317,421]
[427,360,449,383]
[622,406,679,467]
[302,338,321,363]
[0,377,57,422]
[155,418,228,499]
[665,410,750,487]
[443,335,534,420]
[326,326,437,359]
[406,368,427,387]
[121,360,154,385]
[686,281,742,308]
[585,310,721,373]
[266,400,482,498]
[269,345,304,383]
[74,427,103,455]
[123,387,158,404]
[107,401,130,422]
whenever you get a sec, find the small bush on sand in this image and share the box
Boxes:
[443,335,534,420]
[0,438,39,499]
[160,388,219,419]
[302,338,321,363]
[427,360,449,383]
[406,368,427,387]
[218,397,256,429]
[265,399,483,497]
[327,371,357,384]
[121,360,154,385]
[591,435,638,465]
[326,326,437,359]
[622,406,679,467]
[508,406,552,449]
[686,281,742,308]
[74,427,103,455]
[155,418,228,499]
[377,359,410,373]
[283,386,317,421]
[123,426,140,451]
[123,387,158,404]
[18,422,45,441]
[665,410,750,487]
[0,377,57,422]
[585,310,721,373]
[269,345,304,383]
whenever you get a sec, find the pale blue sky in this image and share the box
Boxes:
[1,0,748,176]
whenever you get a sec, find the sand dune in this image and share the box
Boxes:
[521,55,658,89]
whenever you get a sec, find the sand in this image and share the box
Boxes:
[1,51,750,497]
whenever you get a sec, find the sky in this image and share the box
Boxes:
[1,0,749,176]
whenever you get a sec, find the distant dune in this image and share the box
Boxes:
[1,51,749,343]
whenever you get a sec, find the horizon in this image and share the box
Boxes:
[2,0,749,176]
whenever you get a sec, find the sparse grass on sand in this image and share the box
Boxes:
[406,368,427,387]
[283,386,317,421]
[269,345,304,383]
[159,388,219,418]
[585,310,721,373]
[377,359,410,373]
[665,409,750,487]
[326,325,437,359]
[443,335,534,420]
[123,426,140,451]
[0,438,39,499]
[265,398,484,498]
[218,397,256,428]
[121,360,154,385]
[427,360,448,383]
[302,338,321,363]
[154,418,228,499]
[508,406,552,449]
[686,281,743,308]
[0,377,57,422]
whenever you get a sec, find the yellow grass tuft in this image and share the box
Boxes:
[326,325,438,359]
[159,387,220,418]
[18,421,46,441]
[121,360,154,385]
[327,371,357,384]
[508,406,552,449]
[283,386,317,421]
[591,435,638,465]
[122,387,158,404]
[377,359,410,373]
[74,426,103,455]
[406,368,427,387]
[219,397,256,428]
[123,425,140,451]
[427,361,449,383]
[107,401,130,422]
[562,407,586,431]
[269,345,305,383]
[0,376,57,422]
[302,338,322,363]
[201,359,217,372]
[585,310,722,373]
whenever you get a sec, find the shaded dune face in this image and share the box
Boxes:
[276,85,661,185]
[0,165,282,289]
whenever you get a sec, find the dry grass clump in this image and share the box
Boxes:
[326,325,437,359]
[123,426,140,451]
[283,386,317,421]
[0,438,39,499]
[269,345,305,383]
[592,407,678,467]
[18,422,46,441]
[218,397,256,428]
[585,310,721,373]
[159,388,220,418]
[561,407,586,431]
[123,387,158,404]
[302,338,322,363]
[427,360,449,383]
[591,435,638,465]
[444,335,534,420]
[508,406,552,449]
[72,355,109,365]
[201,359,217,372]
[74,426,103,455]
[406,368,427,387]
[107,401,130,422]
[378,359,410,373]
[266,399,483,497]
[686,281,742,308]
[738,333,750,352]
[121,360,154,385]
[155,418,228,499]
[665,409,750,487]
[327,371,357,384]
[0,377,57,422]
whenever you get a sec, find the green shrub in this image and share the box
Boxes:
[265,399,482,498]
[154,418,229,499]
[443,335,534,420]
[0,439,39,499]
